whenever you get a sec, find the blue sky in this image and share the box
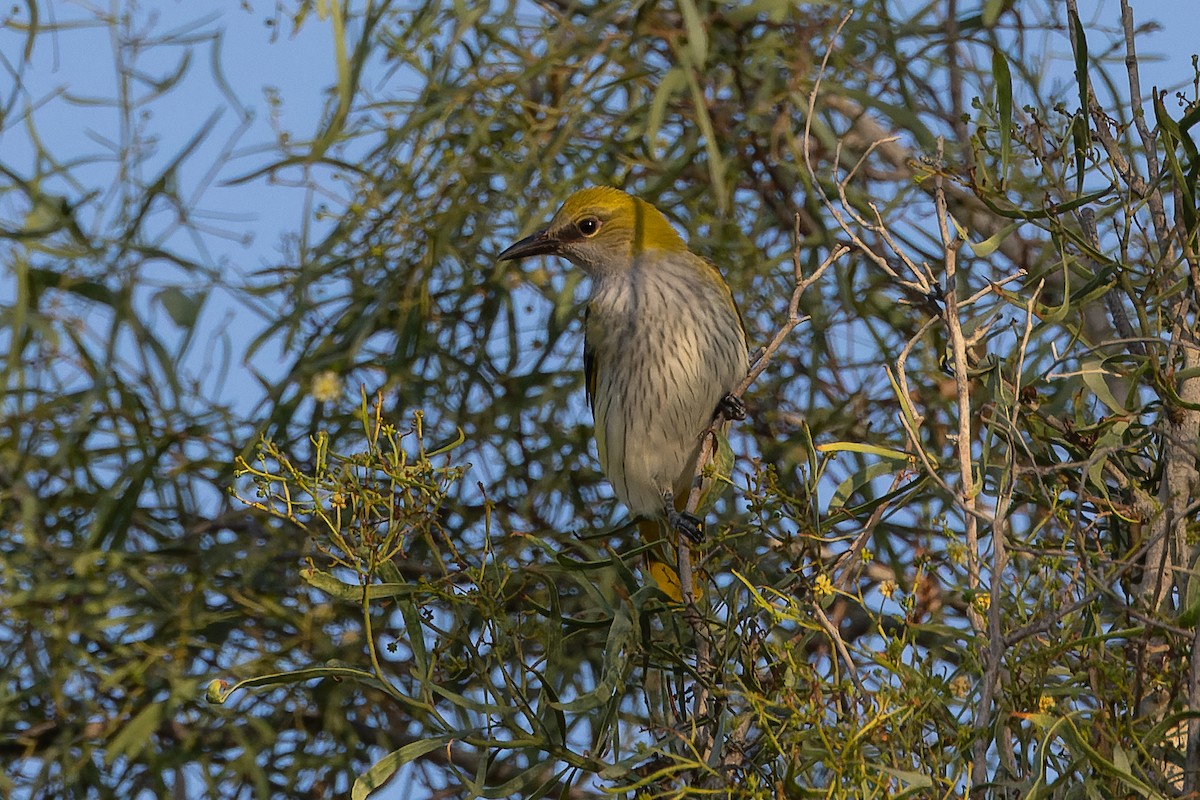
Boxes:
[1,2,343,416]
[1094,0,1195,93]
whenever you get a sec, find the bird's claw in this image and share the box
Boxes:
[666,508,704,543]
[717,392,746,421]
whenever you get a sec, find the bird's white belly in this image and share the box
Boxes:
[585,254,748,520]
[594,357,715,517]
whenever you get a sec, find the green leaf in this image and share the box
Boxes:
[106,703,164,765]
[352,738,455,800]
[992,49,1013,185]
[828,475,928,526]
[1085,419,1127,499]
[1178,552,1200,627]
[646,68,688,159]
[969,221,1019,257]
[1080,359,1127,414]
[1020,712,1165,798]
[875,764,934,792]
[206,665,396,704]
[1067,6,1089,114]
[156,286,202,329]
[677,0,708,66]
[1155,93,1198,236]
[817,441,915,460]
[524,766,573,800]
[1071,112,1089,196]
[302,567,419,601]
[19,0,37,62]
[976,183,1113,221]
[549,607,633,712]
[683,67,727,211]
[981,0,1005,26]
[398,593,430,681]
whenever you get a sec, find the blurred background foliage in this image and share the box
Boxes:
[2,0,1199,797]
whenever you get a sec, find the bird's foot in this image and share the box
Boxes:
[662,491,704,543]
[669,510,704,543]
[717,392,747,421]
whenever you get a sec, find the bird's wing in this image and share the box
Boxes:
[583,308,597,411]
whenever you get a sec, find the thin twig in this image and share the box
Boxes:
[933,138,983,616]
[973,281,1040,786]
[1119,0,1166,239]
[831,471,909,593]
[800,11,935,300]
[886,317,997,530]
[731,242,849,405]
[812,603,868,698]
[1081,208,1142,353]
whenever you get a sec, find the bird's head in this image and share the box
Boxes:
[498,187,687,275]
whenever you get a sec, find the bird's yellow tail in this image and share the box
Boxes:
[637,517,703,603]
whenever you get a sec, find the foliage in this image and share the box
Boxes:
[3,0,1200,798]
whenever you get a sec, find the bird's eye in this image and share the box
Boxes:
[577,217,601,237]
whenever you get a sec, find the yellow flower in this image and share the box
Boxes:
[813,574,834,599]
[1037,694,1055,713]
[880,579,898,599]
[311,370,342,403]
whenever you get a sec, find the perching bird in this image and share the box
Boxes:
[499,187,749,600]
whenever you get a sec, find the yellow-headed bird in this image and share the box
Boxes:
[500,187,748,599]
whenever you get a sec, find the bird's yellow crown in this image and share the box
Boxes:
[551,187,688,256]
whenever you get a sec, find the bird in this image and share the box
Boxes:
[499,187,749,600]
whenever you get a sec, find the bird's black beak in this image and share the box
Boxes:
[498,228,557,261]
